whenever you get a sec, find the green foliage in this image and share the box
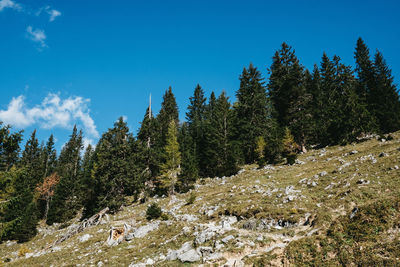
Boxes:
[176,123,197,193]
[158,120,181,195]
[47,126,83,224]
[234,64,269,163]
[255,136,266,167]
[185,191,196,205]
[157,87,179,148]
[282,128,298,165]
[146,203,162,221]
[0,167,38,243]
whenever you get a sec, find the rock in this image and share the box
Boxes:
[197,246,213,258]
[129,263,146,267]
[133,221,159,238]
[356,179,370,185]
[176,214,198,222]
[106,226,126,246]
[146,258,154,265]
[395,165,399,170]
[350,207,358,219]
[319,171,328,177]
[379,152,388,157]
[204,252,223,261]
[97,261,104,267]
[224,259,245,267]
[215,240,224,250]
[221,235,234,243]
[349,150,358,155]
[256,235,263,241]
[125,233,135,241]
[178,249,201,263]
[221,216,237,229]
[183,226,191,234]
[166,249,178,261]
[79,234,92,243]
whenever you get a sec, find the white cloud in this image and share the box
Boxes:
[48,9,61,21]
[0,0,21,12]
[0,93,99,140]
[26,26,47,48]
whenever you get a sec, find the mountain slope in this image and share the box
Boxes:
[1,132,400,266]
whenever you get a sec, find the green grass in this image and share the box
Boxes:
[2,132,400,266]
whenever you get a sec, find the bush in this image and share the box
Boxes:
[186,191,196,205]
[146,203,162,221]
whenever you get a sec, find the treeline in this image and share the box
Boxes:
[1,38,399,242]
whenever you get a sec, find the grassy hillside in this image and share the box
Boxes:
[1,132,400,266]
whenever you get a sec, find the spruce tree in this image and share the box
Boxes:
[0,167,38,242]
[158,120,181,195]
[157,87,179,147]
[47,126,83,224]
[234,63,268,163]
[372,51,400,133]
[137,107,163,192]
[268,43,310,150]
[41,134,57,179]
[87,117,135,215]
[186,84,207,176]
[0,123,23,172]
[21,130,43,190]
[177,122,198,192]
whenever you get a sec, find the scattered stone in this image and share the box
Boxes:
[350,207,358,219]
[97,261,104,267]
[79,234,92,243]
[395,165,399,170]
[178,249,201,263]
[133,221,159,238]
[349,150,358,155]
[319,171,328,177]
[356,179,370,185]
[379,152,388,157]
[221,235,234,243]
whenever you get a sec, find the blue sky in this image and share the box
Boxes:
[1,0,399,150]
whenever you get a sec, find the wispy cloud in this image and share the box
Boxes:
[0,93,99,141]
[48,8,61,22]
[0,0,21,12]
[26,25,47,48]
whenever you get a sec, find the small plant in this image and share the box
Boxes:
[186,191,196,205]
[282,127,299,165]
[160,213,169,221]
[146,203,162,220]
[18,245,31,257]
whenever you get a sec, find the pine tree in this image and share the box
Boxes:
[372,51,400,133]
[268,43,311,150]
[202,92,218,177]
[158,120,181,195]
[87,117,136,215]
[47,126,83,224]
[41,135,57,179]
[157,87,179,147]
[137,107,163,193]
[0,123,23,172]
[234,63,269,163]
[80,145,96,218]
[186,84,207,177]
[177,122,198,192]
[0,167,38,242]
[21,130,43,190]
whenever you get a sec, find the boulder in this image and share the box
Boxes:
[178,249,201,263]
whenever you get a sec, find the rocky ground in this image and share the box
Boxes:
[1,132,400,266]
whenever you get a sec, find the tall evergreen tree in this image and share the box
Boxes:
[137,106,163,192]
[21,130,43,189]
[234,63,268,163]
[157,87,179,147]
[268,43,310,150]
[47,126,83,224]
[41,134,57,179]
[372,51,400,133]
[87,117,136,215]
[80,144,96,218]
[177,122,198,192]
[186,84,207,176]
[0,167,38,242]
[0,123,23,172]
[158,120,181,195]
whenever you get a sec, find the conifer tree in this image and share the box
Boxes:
[0,167,38,242]
[41,135,57,179]
[202,92,218,176]
[157,87,179,147]
[137,107,163,191]
[87,117,136,215]
[234,64,269,163]
[47,126,83,224]
[177,122,198,192]
[0,123,23,172]
[80,145,96,218]
[158,120,181,195]
[372,51,400,133]
[21,130,43,190]
[186,84,207,175]
[268,43,311,150]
